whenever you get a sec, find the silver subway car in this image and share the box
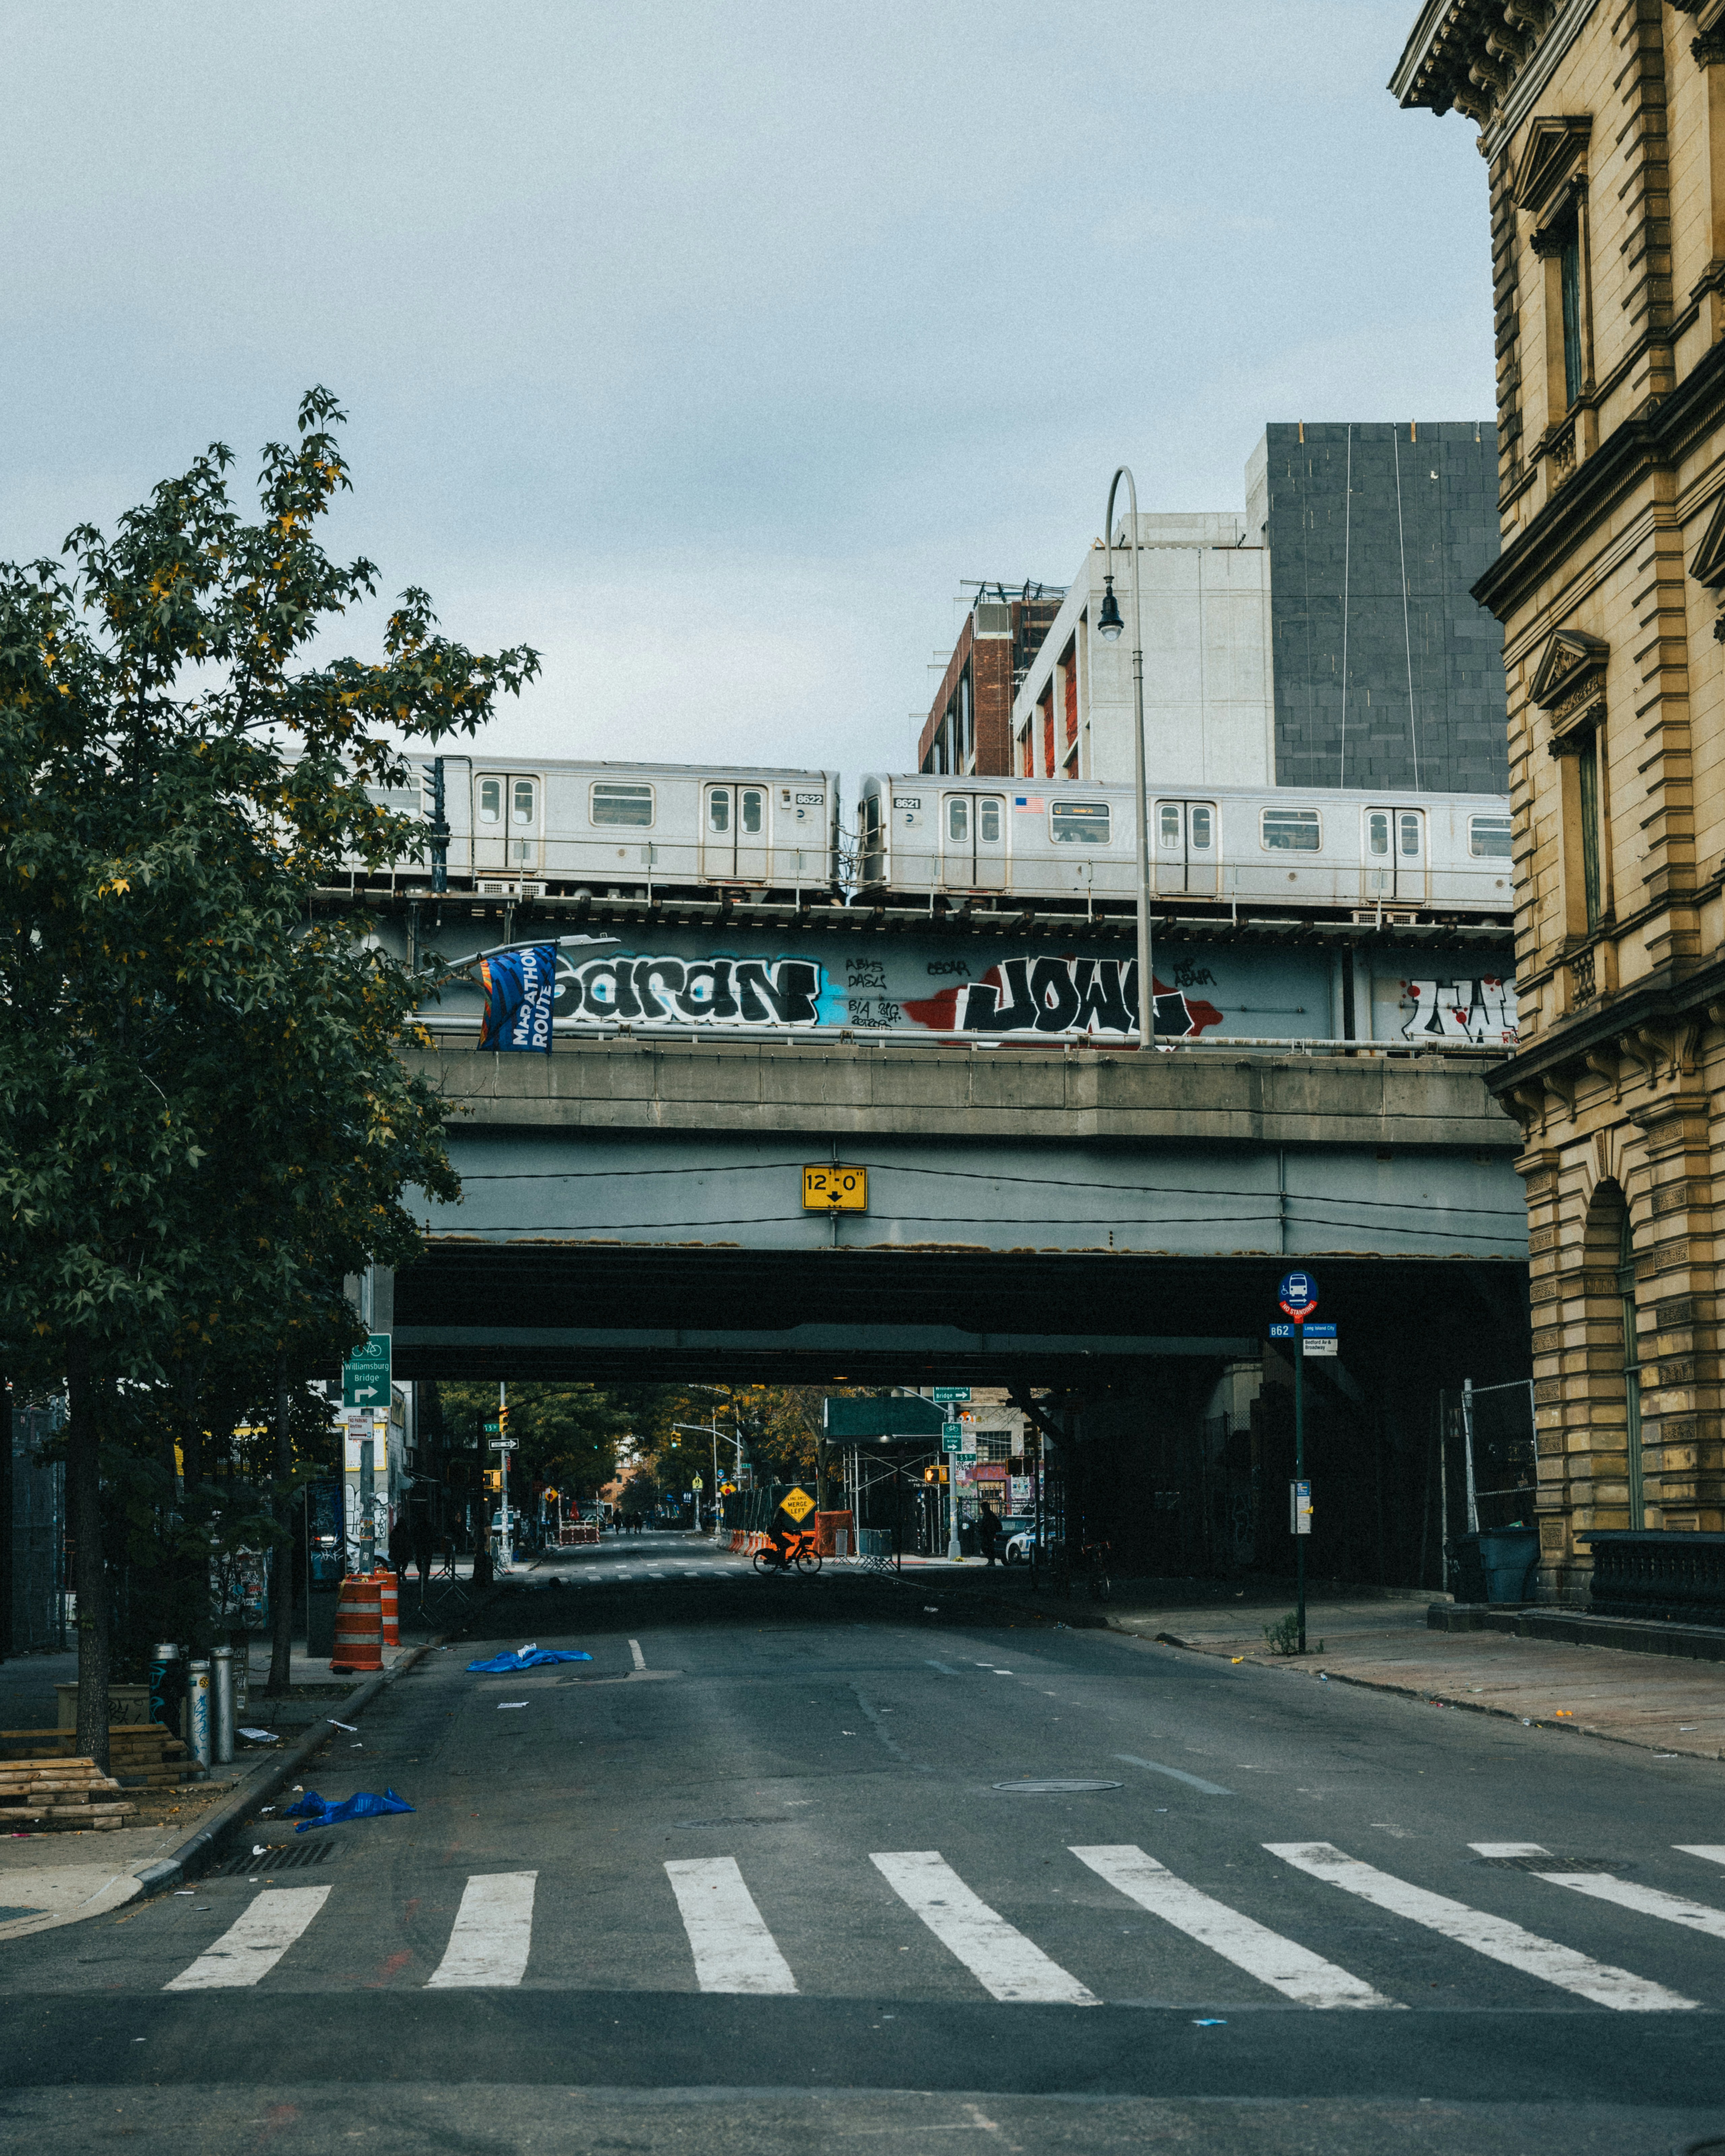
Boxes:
[402,759,842,900]
[854,775,1512,918]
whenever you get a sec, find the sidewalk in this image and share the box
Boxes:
[0,1581,466,1945]
[1106,1592,1725,1764]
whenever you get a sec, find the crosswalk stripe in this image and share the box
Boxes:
[1268,1842,1697,2012]
[163,1886,331,1991]
[1069,1844,1397,2009]
[1679,1846,1725,1868]
[871,1851,1099,2005]
[665,1857,798,1994]
[1472,1843,1725,1944]
[426,1871,538,1988]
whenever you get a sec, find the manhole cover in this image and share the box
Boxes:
[208,1840,339,1878]
[991,1779,1122,1794]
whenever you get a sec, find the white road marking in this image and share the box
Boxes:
[1473,1842,1725,1944]
[629,1639,647,1671]
[1114,1753,1234,1797]
[1679,1847,1725,1868]
[1070,1844,1396,2009]
[871,1851,1099,2005]
[1268,1842,1696,2012]
[164,1886,331,1990]
[665,1857,798,1994]
[426,1871,538,1988]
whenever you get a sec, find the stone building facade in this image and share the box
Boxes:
[1393,0,1725,1591]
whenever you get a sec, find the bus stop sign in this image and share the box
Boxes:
[1277,1271,1319,1321]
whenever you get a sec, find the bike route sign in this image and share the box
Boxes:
[341,1333,391,1409]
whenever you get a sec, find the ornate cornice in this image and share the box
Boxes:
[1390,2,1565,129]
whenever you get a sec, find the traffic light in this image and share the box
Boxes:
[499,1401,510,1433]
[484,1470,502,1494]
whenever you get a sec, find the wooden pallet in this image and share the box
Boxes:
[0,1727,204,1787]
[0,1754,137,1831]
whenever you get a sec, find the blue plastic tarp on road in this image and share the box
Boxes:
[465,1647,594,1672]
[282,1788,415,1833]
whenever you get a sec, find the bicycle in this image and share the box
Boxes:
[751,1529,822,1578]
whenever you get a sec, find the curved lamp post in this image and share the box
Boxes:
[1097,467,1154,1047]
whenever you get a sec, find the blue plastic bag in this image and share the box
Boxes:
[282,1788,415,1833]
[465,1647,593,1673]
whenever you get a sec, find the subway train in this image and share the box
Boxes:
[354,755,1512,920]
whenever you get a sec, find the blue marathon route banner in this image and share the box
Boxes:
[477,943,556,1053]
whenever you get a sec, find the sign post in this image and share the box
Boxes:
[942,1419,963,1561]
[1276,1270,1319,1654]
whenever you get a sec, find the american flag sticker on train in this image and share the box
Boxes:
[1013,796,1044,812]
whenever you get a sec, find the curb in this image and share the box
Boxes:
[132,1631,455,1893]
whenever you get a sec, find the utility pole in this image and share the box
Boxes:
[498,1381,511,1571]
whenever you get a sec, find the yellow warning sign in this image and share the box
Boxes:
[780,1486,816,1523]
[803,1165,867,1211]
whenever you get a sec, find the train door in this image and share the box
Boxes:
[1153,799,1218,895]
[1364,805,1427,903]
[702,782,770,881]
[940,792,1006,888]
[474,772,541,875]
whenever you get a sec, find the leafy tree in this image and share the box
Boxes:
[438,1382,636,1518]
[0,390,537,1763]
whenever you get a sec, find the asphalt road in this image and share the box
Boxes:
[4,1529,1725,2155]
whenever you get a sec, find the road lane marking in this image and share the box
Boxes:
[665,1857,797,1994]
[1267,1842,1696,2012]
[1114,1753,1234,1797]
[426,1871,538,1988]
[630,1639,647,1671]
[1679,1847,1725,1868]
[164,1886,331,1991]
[1472,1843,1725,1943]
[1069,1845,1397,2009]
[870,1851,1099,2005]
[925,1660,961,1676]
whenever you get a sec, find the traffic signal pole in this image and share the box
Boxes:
[498,1380,511,1570]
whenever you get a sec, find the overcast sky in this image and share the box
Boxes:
[3,2,1490,782]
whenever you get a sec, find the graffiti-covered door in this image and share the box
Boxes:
[1364,806,1427,903]
[703,783,770,882]
[940,793,1007,888]
[1154,799,1218,895]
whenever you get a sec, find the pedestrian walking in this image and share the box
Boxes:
[387,1512,413,1579]
[978,1502,1002,1568]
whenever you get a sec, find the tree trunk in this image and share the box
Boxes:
[175,1355,209,1653]
[67,1341,110,1775]
[267,1354,295,1696]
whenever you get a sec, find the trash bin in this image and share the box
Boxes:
[1477,1526,1539,1603]
[1447,1532,1488,1604]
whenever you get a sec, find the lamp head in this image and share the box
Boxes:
[1097,574,1124,642]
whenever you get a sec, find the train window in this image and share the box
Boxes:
[1469,815,1511,858]
[706,788,729,833]
[591,782,655,827]
[865,793,881,835]
[948,796,969,842]
[1367,811,1390,856]
[1399,811,1422,856]
[979,798,1000,843]
[1158,805,1180,845]
[741,789,763,835]
[1190,806,1213,849]
[1050,801,1110,844]
[512,779,536,826]
[1262,808,1321,852]
[479,778,502,825]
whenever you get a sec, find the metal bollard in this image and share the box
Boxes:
[211,1645,234,1765]
[187,1659,212,1770]
[149,1643,181,1737]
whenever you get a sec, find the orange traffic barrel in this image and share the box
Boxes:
[378,1569,400,1647]
[330,1577,384,1673]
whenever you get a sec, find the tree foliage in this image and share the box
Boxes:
[0,390,538,1754]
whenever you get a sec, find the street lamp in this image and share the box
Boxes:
[1097,466,1155,1049]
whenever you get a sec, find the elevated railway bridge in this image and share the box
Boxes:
[335,887,1528,1585]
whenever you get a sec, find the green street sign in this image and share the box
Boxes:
[932,1386,971,1404]
[484,1421,500,1433]
[341,1333,391,1409]
[941,1430,964,1453]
